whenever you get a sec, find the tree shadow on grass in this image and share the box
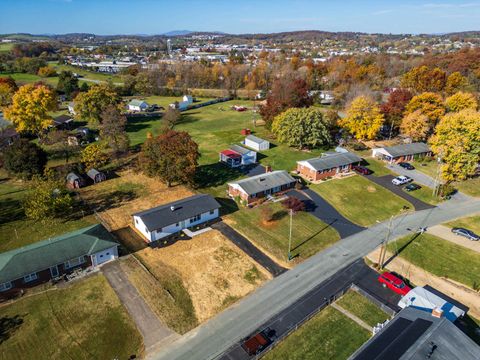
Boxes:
[0,315,24,344]
[84,189,139,213]
[176,112,202,126]
[194,162,243,189]
[0,198,25,225]
[291,219,336,253]
[383,233,421,268]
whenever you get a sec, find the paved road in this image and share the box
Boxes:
[102,260,176,351]
[364,174,434,211]
[151,197,480,360]
[212,221,286,277]
[287,188,365,238]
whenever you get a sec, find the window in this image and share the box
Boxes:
[23,273,38,283]
[175,223,179,227]
[64,256,86,269]
[189,214,201,223]
[135,218,138,224]
[209,210,215,215]
[0,282,12,292]
[106,252,110,256]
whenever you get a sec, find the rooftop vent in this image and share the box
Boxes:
[170,206,175,211]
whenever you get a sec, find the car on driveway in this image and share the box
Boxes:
[378,272,411,296]
[451,227,480,241]
[398,162,415,170]
[392,175,413,186]
[405,183,421,192]
[353,165,372,175]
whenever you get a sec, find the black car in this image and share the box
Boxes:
[451,227,480,241]
[398,162,415,170]
[405,183,421,192]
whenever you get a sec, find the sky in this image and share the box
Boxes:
[1,0,480,35]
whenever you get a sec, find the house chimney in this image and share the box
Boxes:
[265,165,272,173]
[431,307,443,318]
[170,206,175,211]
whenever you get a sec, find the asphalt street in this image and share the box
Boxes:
[150,197,480,360]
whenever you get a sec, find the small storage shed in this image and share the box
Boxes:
[244,135,270,151]
[66,172,85,189]
[87,168,106,183]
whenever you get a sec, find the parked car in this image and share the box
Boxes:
[378,272,412,296]
[353,165,372,175]
[392,175,413,186]
[398,162,415,170]
[242,328,276,355]
[451,227,480,241]
[405,183,421,192]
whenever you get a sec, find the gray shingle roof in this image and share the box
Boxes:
[228,170,296,195]
[300,152,362,171]
[0,224,118,283]
[53,114,73,124]
[87,168,102,178]
[230,144,254,155]
[132,194,221,232]
[382,142,431,158]
[129,99,148,107]
[245,135,268,144]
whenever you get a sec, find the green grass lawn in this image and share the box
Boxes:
[263,306,370,360]
[412,159,438,178]
[0,42,14,52]
[141,95,214,109]
[336,290,390,327]
[363,157,395,177]
[126,115,165,147]
[446,215,480,234]
[311,175,412,227]
[454,177,480,197]
[402,185,442,205]
[1,72,59,87]
[388,233,480,289]
[0,175,97,252]
[0,274,143,360]
[51,63,124,84]
[228,202,340,263]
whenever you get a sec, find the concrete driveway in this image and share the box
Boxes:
[287,189,365,239]
[364,174,435,211]
[102,260,177,351]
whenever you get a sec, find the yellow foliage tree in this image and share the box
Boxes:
[445,72,470,95]
[400,110,431,141]
[340,96,384,140]
[4,84,56,135]
[80,144,107,171]
[430,109,480,182]
[404,92,445,123]
[445,92,478,112]
[73,84,120,125]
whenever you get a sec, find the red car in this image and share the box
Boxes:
[378,272,411,296]
[353,165,372,175]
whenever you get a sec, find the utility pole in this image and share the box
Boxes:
[432,153,442,197]
[378,215,393,269]
[288,209,293,261]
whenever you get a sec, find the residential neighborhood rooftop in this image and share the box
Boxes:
[380,142,431,158]
[230,144,253,155]
[128,99,148,106]
[299,152,362,171]
[228,170,296,195]
[245,134,268,144]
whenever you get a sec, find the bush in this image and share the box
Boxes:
[3,139,48,179]
[438,183,456,197]
[281,197,306,213]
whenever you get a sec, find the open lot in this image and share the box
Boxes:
[263,306,370,360]
[135,229,271,323]
[0,173,97,252]
[387,233,480,289]
[446,215,480,234]
[0,72,58,87]
[311,175,412,227]
[0,274,143,360]
[225,202,340,265]
[336,290,390,327]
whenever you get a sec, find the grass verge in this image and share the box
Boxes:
[446,215,480,234]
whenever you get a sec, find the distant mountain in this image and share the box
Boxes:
[162,30,193,36]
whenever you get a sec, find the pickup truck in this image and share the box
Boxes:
[242,328,276,356]
[392,175,413,186]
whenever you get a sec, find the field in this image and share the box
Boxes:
[135,229,271,322]
[0,173,97,252]
[336,290,390,327]
[388,233,480,289]
[263,306,370,360]
[311,175,412,227]
[0,42,14,52]
[0,72,58,87]
[0,274,143,360]
[226,202,340,265]
[51,63,124,84]
[446,215,480,234]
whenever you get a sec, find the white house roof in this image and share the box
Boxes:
[298,152,362,171]
[228,170,295,196]
[230,144,254,155]
[245,134,268,145]
[398,286,465,322]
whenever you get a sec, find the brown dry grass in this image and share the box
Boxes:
[136,229,272,322]
[79,169,194,231]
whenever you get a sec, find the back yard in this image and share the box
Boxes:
[225,202,340,265]
[311,175,412,227]
[336,290,391,327]
[0,274,143,360]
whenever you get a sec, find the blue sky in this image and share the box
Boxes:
[1,0,480,35]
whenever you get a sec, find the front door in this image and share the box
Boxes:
[50,265,59,278]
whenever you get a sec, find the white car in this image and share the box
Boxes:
[392,175,413,186]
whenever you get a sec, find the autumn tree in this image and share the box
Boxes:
[4,84,56,135]
[272,108,332,149]
[400,110,431,141]
[139,130,199,187]
[0,76,18,107]
[99,105,130,153]
[401,66,446,93]
[56,70,79,99]
[3,139,48,179]
[404,92,445,123]
[74,84,121,125]
[429,109,480,181]
[445,92,478,113]
[281,197,305,213]
[163,107,181,129]
[340,96,384,140]
[445,72,470,95]
[259,77,312,128]
[23,177,73,221]
[380,89,412,132]
[37,66,57,78]
[81,144,107,171]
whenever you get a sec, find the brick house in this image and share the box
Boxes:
[372,142,432,164]
[228,170,297,205]
[297,152,362,181]
[0,224,118,298]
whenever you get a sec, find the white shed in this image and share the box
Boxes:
[244,135,270,151]
[183,95,193,104]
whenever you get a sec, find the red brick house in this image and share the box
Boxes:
[372,142,432,164]
[297,152,362,181]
